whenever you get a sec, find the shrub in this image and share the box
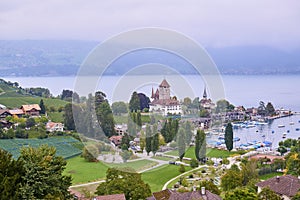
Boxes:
[179,164,186,173]
[190,158,199,168]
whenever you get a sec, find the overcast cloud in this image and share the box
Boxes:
[0,0,299,49]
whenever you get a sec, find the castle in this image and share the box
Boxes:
[149,79,182,116]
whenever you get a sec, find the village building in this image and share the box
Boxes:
[149,79,182,116]
[46,121,64,132]
[9,109,24,118]
[256,175,300,200]
[147,188,221,200]
[114,124,127,136]
[20,104,41,116]
[199,87,215,110]
[0,109,12,119]
[109,135,123,147]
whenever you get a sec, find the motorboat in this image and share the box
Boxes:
[278,125,285,128]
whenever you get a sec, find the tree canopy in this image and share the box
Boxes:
[96,168,151,200]
[225,123,233,151]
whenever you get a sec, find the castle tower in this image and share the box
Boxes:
[158,79,170,100]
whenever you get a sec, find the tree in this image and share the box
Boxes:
[61,89,74,101]
[96,168,151,200]
[258,101,267,116]
[184,121,193,146]
[121,150,132,163]
[178,127,186,161]
[258,187,281,200]
[129,91,140,112]
[195,129,206,163]
[63,103,76,130]
[39,99,46,114]
[127,112,137,136]
[224,187,258,200]
[199,180,221,195]
[241,159,258,186]
[266,102,276,116]
[18,145,72,199]
[183,97,192,107]
[216,99,232,113]
[225,123,233,151]
[26,118,35,128]
[82,144,99,162]
[292,192,300,200]
[140,130,146,152]
[138,93,150,111]
[190,158,199,168]
[96,101,116,137]
[136,111,142,130]
[121,133,131,151]
[221,169,243,191]
[94,91,107,108]
[0,149,24,199]
[145,125,152,156]
[179,164,186,173]
[112,101,128,115]
[151,125,159,156]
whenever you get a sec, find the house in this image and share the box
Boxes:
[149,79,182,116]
[115,124,127,136]
[69,189,126,200]
[147,188,222,200]
[109,135,123,147]
[0,109,12,119]
[199,87,215,110]
[256,175,300,200]
[0,120,13,129]
[20,104,41,116]
[9,109,24,118]
[46,122,64,132]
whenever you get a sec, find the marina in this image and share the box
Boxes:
[208,114,300,150]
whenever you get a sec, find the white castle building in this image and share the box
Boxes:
[149,79,182,116]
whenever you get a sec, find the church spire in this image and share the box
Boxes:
[203,86,207,99]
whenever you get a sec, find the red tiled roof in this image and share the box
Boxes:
[21,104,41,111]
[9,109,24,115]
[159,79,170,88]
[94,194,126,200]
[150,99,180,106]
[147,189,222,200]
[256,175,300,197]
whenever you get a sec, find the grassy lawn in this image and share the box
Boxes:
[48,111,64,122]
[259,172,283,180]
[142,164,191,192]
[165,147,237,159]
[65,156,158,185]
[151,156,173,161]
[0,97,68,109]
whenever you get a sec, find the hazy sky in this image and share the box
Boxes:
[0,0,300,49]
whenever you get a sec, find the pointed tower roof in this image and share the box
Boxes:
[203,86,207,99]
[151,87,154,98]
[154,89,159,99]
[159,79,170,88]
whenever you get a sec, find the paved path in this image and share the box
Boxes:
[162,165,205,190]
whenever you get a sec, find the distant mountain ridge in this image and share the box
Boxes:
[0,40,299,76]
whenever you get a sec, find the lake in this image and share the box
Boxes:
[4,74,300,112]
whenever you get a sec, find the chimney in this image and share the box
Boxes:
[193,186,197,192]
[276,176,280,183]
[201,187,206,195]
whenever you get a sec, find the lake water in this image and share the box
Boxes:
[4,75,300,111]
[2,74,300,148]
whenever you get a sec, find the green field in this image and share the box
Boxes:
[259,172,283,180]
[165,147,237,159]
[0,96,68,109]
[48,111,64,122]
[142,164,191,192]
[65,156,158,184]
[0,136,82,159]
[151,156,173,161]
